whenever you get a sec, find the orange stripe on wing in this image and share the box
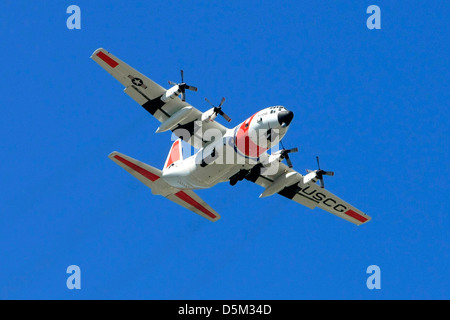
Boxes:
[96,51,119,68]
[344,209,368,223]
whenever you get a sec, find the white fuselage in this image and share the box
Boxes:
[162,106,294,189]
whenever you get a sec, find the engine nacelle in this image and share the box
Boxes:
[260,151,283,167]
[161,85,182,103]
[201,107,217,123]
[259,171,302,198]
[303,171,318,184]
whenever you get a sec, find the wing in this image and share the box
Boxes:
[91,48,228,149]
[246,162,371,225]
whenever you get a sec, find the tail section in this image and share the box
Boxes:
[109,151,220,222]
[166,190,221,222]
[163,138,183,170]
[109,151,167,193]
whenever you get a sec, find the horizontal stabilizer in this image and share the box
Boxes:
[109,151,220,222]
[166,190,221,222]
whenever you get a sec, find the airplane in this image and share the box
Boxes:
[91,48,371,226]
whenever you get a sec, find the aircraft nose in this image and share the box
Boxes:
[277,110,294,127]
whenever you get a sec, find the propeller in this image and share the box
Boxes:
[279,147,298,168]
[168,69,198,101]
[205,97,232,122]
[306,156,334,188]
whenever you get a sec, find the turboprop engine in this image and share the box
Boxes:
[201,97,232,123]
[161,85,182,103]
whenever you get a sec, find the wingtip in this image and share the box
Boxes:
[90,47,105,59]
[108,151,120,159]
[210,215,221,222]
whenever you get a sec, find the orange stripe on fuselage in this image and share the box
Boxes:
[235,113,269,158]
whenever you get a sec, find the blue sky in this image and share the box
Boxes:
[0,1,448,299]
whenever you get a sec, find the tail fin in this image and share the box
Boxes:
[163,138,183,170]
[109,151,220,222]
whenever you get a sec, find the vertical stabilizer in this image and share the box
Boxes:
[163,139,183,170]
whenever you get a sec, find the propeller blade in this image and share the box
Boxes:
[205,97,213,107]
[306,157,334,187]
[185,85,198,92]
[220,111,232,122]
[285,154,293,168]
[278,144,298,168]
[168,70,198,101]
[222,113,231,122]
[205,97,230,121]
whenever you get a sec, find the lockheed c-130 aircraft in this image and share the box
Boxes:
[91,48,371,226]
